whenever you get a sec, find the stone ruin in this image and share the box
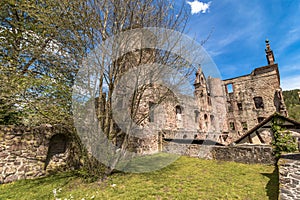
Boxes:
[129,40,288,153]
[0,125,79,183]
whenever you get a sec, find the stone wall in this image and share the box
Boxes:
[222,64,286,144]
[163,142,206,157]
[278,154,300,200]
[0,125,78,184]
[162,142,275,164]
[211,145,275,164]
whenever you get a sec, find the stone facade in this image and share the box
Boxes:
[279,154,300,200]
[137,40,287,146]
[0,125,78,184]
[222,63,287,144]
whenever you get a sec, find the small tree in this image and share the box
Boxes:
[271,114,297,160]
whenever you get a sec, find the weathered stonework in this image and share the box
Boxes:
[211,145,275,164]
[162,142,275,164]
[0,125,78,184]
[279,154,300,200]
[133,40,287,146]
[222,64,286,144]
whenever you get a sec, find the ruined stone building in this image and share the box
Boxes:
[220,40,287,143]
[95,37,288,154]
[137,40,288,146]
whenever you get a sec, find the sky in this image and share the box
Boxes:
[179,0,300,90]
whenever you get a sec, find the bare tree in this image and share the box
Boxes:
[71,0,200,175]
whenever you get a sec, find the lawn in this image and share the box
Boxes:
[0,155,278,200]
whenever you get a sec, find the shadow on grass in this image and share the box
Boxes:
[261,165,279,200]
[117,153,181,173]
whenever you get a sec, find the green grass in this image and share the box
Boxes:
[0,155,278,200]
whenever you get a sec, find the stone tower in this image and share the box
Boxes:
[194,67,212,133]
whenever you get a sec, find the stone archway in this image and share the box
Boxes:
[44,134,68,170]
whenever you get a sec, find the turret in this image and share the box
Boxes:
[265,39,275,65]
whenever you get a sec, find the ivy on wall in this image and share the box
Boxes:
[271,114,298,160]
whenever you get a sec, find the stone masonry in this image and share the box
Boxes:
[0,125,77,184]
[279,154,300,200]
[137,40,287,146]
[162,142,275,164]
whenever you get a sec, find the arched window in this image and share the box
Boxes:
[175,105,182,114]
[204,114,208,121]
[176,105,183,128]
[210,115,214,122]
[229,122,235,131]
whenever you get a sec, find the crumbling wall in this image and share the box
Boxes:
[222,64,285,143]
[0,125,77,184]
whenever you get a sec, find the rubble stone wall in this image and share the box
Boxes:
[279,154,300,200]
[211,145,275,164]
[222,64,286,144]
[162,142,275,164]
[0,125,75,184]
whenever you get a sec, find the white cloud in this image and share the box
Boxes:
[277,27,300,54]
[281,75,300,91]
[187,0,211,14]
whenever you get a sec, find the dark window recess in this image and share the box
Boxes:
[253,97,264,109]
[242,122,248,130]
[229,122,235,131]
[237,103,243,111]
[210,115,215,122]
[176,105,182,114]
[45,134,68,169]
[204,114,208,120]
[194,110,200,123]
[257,117,265,123]
[226,83,233,93]
[200,91,204,97]
[207,96,212,105]
[149,102,156,122]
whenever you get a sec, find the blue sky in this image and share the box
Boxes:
[180,0,300,90]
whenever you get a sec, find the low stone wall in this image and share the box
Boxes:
[163,142,275,164]
[278,154,300,200]
[163,142,205,157]
[212,145,275,164]
[0,125,78,184]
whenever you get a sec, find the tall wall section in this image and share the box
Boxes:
[222,64,285,142]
